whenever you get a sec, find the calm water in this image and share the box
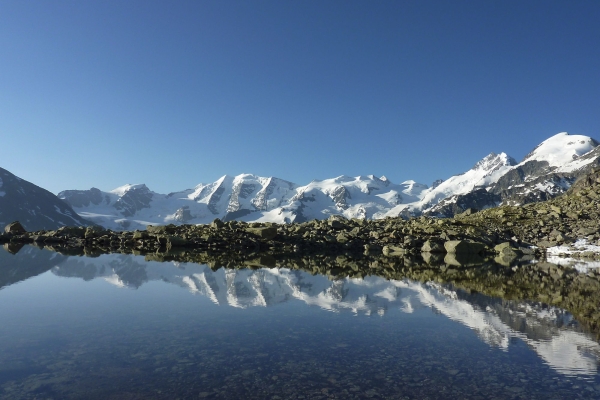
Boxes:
[0,246,599,399]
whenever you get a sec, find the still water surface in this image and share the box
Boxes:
[0,246,599,399]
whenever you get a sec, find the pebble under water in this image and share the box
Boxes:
[0,246,599,399]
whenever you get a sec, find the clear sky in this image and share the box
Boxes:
[1,0,599,194]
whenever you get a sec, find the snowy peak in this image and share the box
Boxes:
[401,180,428,198]
[110,183,153,217]
[422,132,600,217]
[416,151,517,210]
[473,152,517,172]
[521,132,599,167]
[110,183,151,196]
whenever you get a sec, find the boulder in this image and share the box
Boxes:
[147,224,176,234]
[444,240,485,255]
[457,208,478,217]
[444,252,484,266]
[328,220,345,230]
[4,221,26,235]
[85,225,107,239]
[157,235,189,248]
[494,242,512,252]
[421,240,445,253]
[210,218,225,229]
[246,227,277,240]
[382,245,406,256]
[244,255,277,268]
[336,233,350,244]
[133,230,148,239]
[3,242,24,254]
[536,240,556,248]
[56,226,86,238]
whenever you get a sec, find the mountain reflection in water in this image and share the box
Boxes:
[0,246,593,379]
[54,254,600,377]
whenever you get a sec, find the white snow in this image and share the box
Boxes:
[414,152,515,213]
[546,239,600,272]
[110,183,148,196]
[522,132,597,168]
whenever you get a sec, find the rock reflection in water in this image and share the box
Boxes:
[50,252,600,377]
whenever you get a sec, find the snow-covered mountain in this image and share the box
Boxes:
[0,167,92,231]
[59,174,428,230]
[423,132,600,216]
[50,252,600,377]
[56,132,600,229]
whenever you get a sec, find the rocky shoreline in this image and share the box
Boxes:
[4,169,600,260]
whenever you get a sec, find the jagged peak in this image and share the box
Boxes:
[110,183,150,196]
[473,152,517,171]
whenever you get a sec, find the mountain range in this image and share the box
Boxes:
[57,132,600,230]
[0,132,598,231]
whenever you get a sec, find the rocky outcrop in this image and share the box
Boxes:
[57,187,106,207]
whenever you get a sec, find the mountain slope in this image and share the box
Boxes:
[422,133,600,217]
[58,132,600,227]
[59,174,299,230]
[0,167,92,231]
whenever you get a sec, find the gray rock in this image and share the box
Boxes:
[336,233,350,243]
[328,220,345,229]
[382,245,405,256]
[56,226,86,238]
[85,226,106,239]
[421,240,444,253]
[444,240,485,254]
[246,226,277,240]
[133,230,148,239]
[210,218,225,229]
[4,221,26,234]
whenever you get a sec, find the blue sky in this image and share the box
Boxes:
[1,0,599,194]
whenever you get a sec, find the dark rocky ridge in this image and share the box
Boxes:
[0,167,92,231]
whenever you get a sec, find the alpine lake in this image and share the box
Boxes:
[1,244,600,400]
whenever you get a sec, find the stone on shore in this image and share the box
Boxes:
[421,240,445,253]
[444,240,485,255]
[4,221,26,234]
[246,226,277,240]
[382,245,406,256]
